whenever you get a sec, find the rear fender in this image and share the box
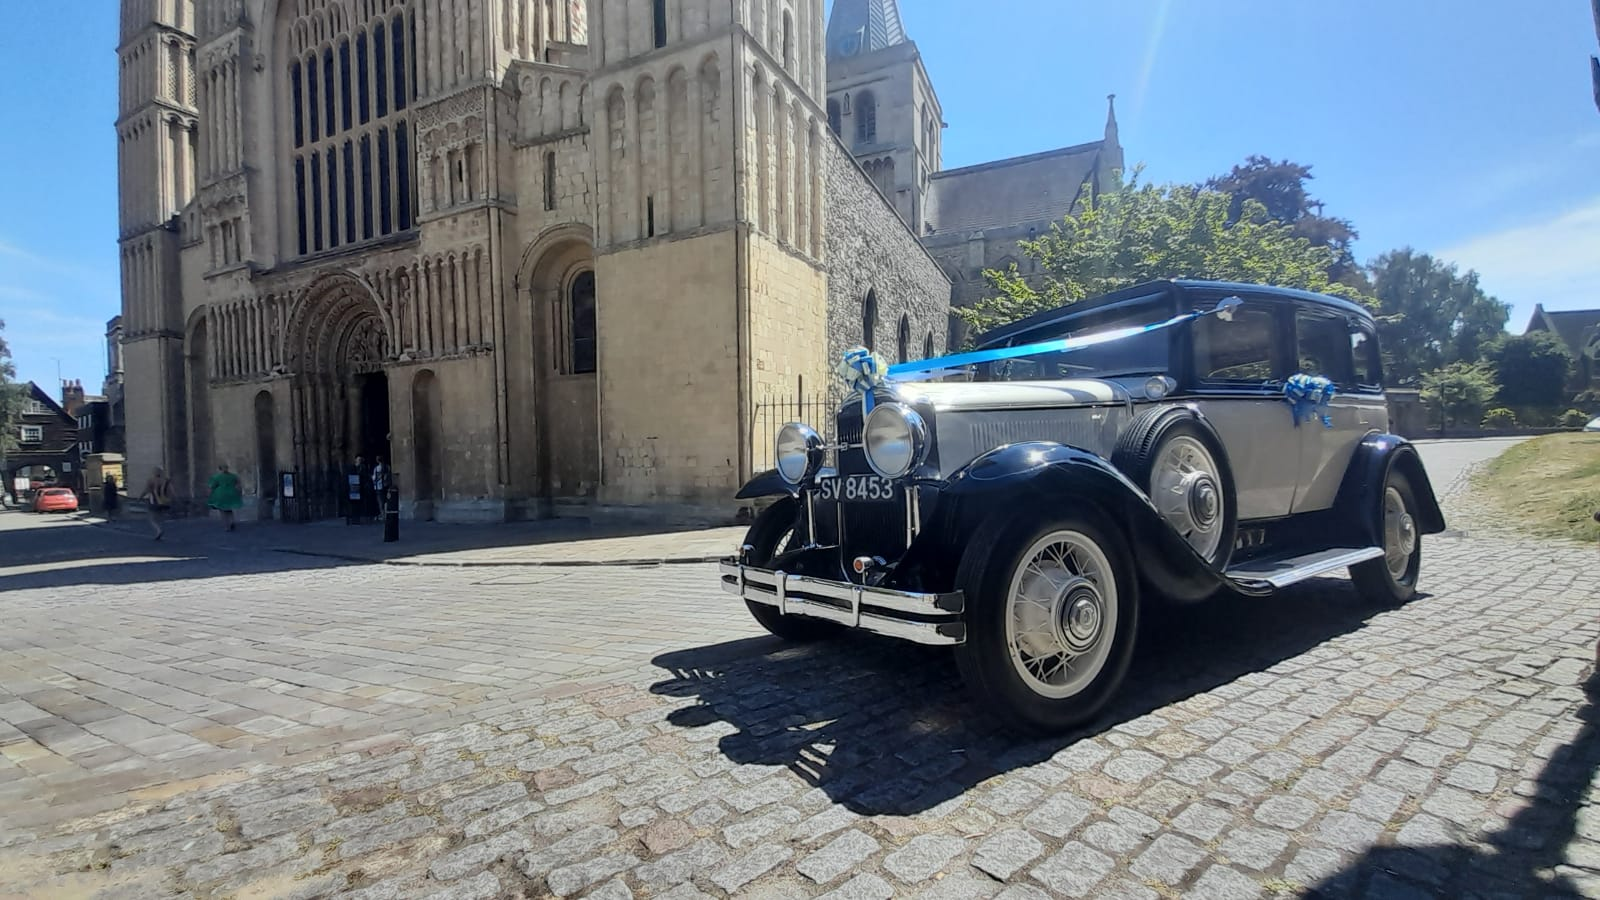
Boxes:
[939,442,1238,603]
[1334,433,1447,546]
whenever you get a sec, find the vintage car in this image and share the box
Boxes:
[720,280,1446,734]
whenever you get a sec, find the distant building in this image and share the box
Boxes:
[824,0,1124,344]
[4,383,80,497]
[1524,303,1600,395]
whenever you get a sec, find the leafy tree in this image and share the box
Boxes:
[1205,155,1360,282]
[958,170,1365,335]
[0,319,20,458]
[1420,362,1498,428]
[1366,249,1509,386]
[1483,330,1573,408]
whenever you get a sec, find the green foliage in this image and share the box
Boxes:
[1204,155,1360,281]
[1561,408,1590,428]
[1481,407,1517,430]
[957,169,1365,336]
[1420,362,1498,427]
[1573,389,1600,413]
[0,319,18,459]
[1484,331,1573,408]
[1366,249,1509,387]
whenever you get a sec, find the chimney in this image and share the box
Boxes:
[62,379,86,417]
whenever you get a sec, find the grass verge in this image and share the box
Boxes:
[1475,433,1600,543]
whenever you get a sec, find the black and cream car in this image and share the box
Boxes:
[720,280,1445,734]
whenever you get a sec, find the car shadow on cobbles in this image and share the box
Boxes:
[651,576,1383,817]
[1308,675,1600,899]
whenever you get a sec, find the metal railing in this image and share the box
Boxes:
[750,383,850,475]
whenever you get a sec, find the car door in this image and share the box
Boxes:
[1185,295,1300,521]
[1290,305,1385,513]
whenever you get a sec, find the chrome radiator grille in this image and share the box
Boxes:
[833,401,908,561]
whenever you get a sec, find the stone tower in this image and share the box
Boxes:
[588,0,832,508]
[117,0,199,486]
[823,0,941,231]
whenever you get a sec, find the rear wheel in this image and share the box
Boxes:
[741,497,841,642]
[1351,470,1421,606]
[954,510,1138,734]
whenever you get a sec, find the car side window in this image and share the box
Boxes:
[1194,303,1278,384]
[1351,327,1382,391]
[1296,308,1356,386]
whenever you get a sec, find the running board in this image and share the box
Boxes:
[1225,546,1384,592]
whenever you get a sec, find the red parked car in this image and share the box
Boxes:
[33,488,79,513]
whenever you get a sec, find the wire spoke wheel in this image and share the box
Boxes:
[1004,529,1117,700]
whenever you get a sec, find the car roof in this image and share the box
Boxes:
[974,279,1374,349]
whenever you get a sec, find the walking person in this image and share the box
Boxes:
[103,474,120,519]
[140,467,173,540]
[208,463,243,532]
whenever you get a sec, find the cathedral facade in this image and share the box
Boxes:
[116,0,1115,522]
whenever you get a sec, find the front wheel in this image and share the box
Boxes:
[954,510,1139,734]
[741,497,841,642]
[1350,470,1421,606]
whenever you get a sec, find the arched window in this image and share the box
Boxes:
[544,151,557,210]
[862,289,877,351]
[897,315,910,363]
[924,332,935,360]
[782,11,793,69]
[284,1,415,257]
[568,270,597,374]
[826,99,840,136]
[855,90,876,146]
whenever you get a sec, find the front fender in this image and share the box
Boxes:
[1335,433,1447,545]
[940,442,1241,603]
[735,469,797,500]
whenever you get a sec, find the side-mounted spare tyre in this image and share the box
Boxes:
[1111,406,1238,569]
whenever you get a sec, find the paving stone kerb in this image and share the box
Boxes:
[1,443,1597,898]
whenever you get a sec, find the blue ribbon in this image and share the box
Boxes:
[837,297,1243,414]
[1283,374,1337,428]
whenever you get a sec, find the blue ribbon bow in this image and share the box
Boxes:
[1283,374,1337,428]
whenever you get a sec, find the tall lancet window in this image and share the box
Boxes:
[284,0,416,257]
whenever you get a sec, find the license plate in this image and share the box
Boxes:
[816,474,897,502]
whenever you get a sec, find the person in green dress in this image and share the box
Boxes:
[207,462,243,532]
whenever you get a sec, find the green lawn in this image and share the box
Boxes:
[1475,433,1600,543]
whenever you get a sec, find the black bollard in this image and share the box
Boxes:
[383,487,400,542]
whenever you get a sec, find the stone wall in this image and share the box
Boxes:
[823,136,950,369]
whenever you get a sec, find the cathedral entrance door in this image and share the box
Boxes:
[286,274,393,519]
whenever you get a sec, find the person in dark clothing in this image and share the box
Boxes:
[104,474,120,518]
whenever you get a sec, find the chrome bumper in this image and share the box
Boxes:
[719,558,966,646]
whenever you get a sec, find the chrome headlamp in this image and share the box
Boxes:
[863,402,928,480]
[775,422,825,485]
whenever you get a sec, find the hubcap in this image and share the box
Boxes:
[1006,531,1118,699]
[1383,486,1417,580]
[1152,434,1226,561]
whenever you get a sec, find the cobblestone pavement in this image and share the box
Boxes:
[2,439,1597,898]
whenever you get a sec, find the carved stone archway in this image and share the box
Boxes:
[284,271,393,518]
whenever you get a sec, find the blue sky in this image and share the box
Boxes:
[2,1,1598,391]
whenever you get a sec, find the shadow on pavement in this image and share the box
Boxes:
[1310,674,1600,899]
[650,577,1381,816]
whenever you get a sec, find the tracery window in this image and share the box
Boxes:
[285,1,415,258]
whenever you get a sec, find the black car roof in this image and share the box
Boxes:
[974,279,1374,348]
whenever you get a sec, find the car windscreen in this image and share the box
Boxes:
[975,296,1173,382]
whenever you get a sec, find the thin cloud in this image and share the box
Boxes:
[1441,195,1600,314]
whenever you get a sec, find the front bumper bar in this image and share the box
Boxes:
[719,558,966,646]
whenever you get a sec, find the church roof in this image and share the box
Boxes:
[925,141,1108,236]
[826,0,907,60]
[1526,304,1600,357]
